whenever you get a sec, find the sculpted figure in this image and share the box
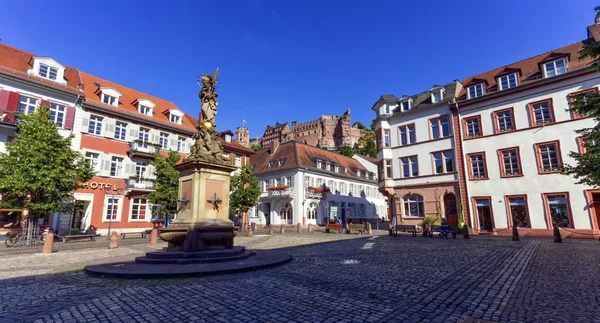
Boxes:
[199,69,219,129]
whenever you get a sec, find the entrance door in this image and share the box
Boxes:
[476,199,493,231]
[444,194,458,226]
[340,202,346,224]
[264,203,271,226]
[592,193,600,230]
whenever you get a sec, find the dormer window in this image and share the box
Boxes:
[170,114,181,124]
[28,57,66,84]
[99,88,122,107]
[135,99,156,116]
[277,158,286,166]
[329,164,335,172]
[103,94,117,106]
[357,170,361,177]
[224,134,232,143]
[382,104,392,115]
[467,83,485,99]
[543,58,568,78]
[39,64,58,80]
[168,109,184,125]
[267,161,274,168]
[316,160,322,168]
[498,73,518,90]
[400,99,412,112]
[139,105,152,116]
[431,90,444,103]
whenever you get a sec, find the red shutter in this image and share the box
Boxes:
[40,100,50,108]
[64,106,75,130]
[1,92,20,123]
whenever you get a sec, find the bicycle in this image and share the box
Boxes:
[5,230,46,247]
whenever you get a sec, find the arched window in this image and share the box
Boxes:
[307,202,317,220]
[280,202,293,222]
[403,194,424,217]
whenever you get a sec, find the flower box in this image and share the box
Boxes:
[307,186,330,193]
[266,185,289,192]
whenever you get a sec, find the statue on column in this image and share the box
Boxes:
[186,68,229,165]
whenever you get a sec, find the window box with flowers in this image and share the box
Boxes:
[307,186,330,193]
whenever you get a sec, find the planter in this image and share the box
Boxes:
[152,220,165,228]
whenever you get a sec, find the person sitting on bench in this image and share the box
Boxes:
[437,218,450,239]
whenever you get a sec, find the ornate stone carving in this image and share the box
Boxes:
[185,68,230,165]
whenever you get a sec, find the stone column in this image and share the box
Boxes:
[42,232,54,254]
[109,231,119,249]
[150,229,158,245]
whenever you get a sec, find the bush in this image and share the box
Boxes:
[422,216,440,227]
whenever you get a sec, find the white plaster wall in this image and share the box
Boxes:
[460,73,600,230]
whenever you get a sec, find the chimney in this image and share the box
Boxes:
[270,141,280,154]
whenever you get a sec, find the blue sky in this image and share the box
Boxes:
[0,0,596,138]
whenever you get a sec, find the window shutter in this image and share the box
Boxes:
[40,100,50,108]
[128,126,139,141]
[80,112,90,134]
[124,162,133,177]
[100,155,112,177]
[104,119,115,138]
[169,138,177,150]
[2,92,20,123]
[147,165,155,178]
[64,106,75,130]
[151,134,159,144]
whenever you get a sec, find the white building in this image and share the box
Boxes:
[372,82,464,227]
[250,141,387,226]
[455,27,600,237]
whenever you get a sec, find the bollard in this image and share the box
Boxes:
[297,223,302,233]
[463,224,470,239]
[150,229,158,245]
[280,225,285,234]
[109,231,119,249]
[553,226,562,243]
[308,223,313,233]
[512,225,520,241]
[422,224,428,237]
[247,225,253,237]
[42,232,54,254]
[367,222,372,235]
[268,225,273,235]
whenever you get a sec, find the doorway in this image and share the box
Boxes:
[341,202,346,224]
[264,203,271,226]
[592,193,600,230]
[475,199,493,231]
[444,193,458,226]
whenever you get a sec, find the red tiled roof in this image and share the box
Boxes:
[0,43,82,94]
[80,71,197,133]
[458,41,595,98]
[251,141,373,182]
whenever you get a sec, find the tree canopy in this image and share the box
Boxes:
[563,7,600,188]
[339,146,355,157]
[250,143,262,152]
[230,163,261,216]
[146,150,181,220]
[0,105,94,218]
[352,121,366,130]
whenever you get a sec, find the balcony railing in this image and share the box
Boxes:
[305,189,323,199]
[128,141,160,157]
[264,187,294,197]
[0,110,18,126]
[126,178,155,190]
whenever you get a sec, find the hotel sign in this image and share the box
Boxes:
[81,182,119,190]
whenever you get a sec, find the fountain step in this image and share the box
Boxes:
[135,251,256,265]
[144,246,246,259]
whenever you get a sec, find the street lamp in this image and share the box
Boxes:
[104,184,124,239]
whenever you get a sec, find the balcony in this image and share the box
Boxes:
[126,178,155,192]
[305,189,323,199]
[260,186,294,200]
[128,141,160,159]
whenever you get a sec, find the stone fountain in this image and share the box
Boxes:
[84,70,291,278]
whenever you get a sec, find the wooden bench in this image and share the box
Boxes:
[347,224,367,234]
[325,223,343,233]
[121,231,147,239]
[394,224,419,237]
[429,226,457,239]
[62,234,96,243]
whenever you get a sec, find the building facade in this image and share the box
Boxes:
[249,141,387,226]
[258,110,367,151]
[373,82,463,227]
[373,18,600,238]
[0,43,254,235]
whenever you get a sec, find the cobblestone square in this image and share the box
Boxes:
[0,234,599,323]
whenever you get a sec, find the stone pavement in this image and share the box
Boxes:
[0,234,598,323]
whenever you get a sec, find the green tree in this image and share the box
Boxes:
[250,143,262,151]
[339,146,355,157]
[563,7,600,187]
[353,121,366,130]
[146,150,180,220]
[230,163,261,219]
[370,118,377,131]
[357,138,377,159]
[0,105,94,218]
